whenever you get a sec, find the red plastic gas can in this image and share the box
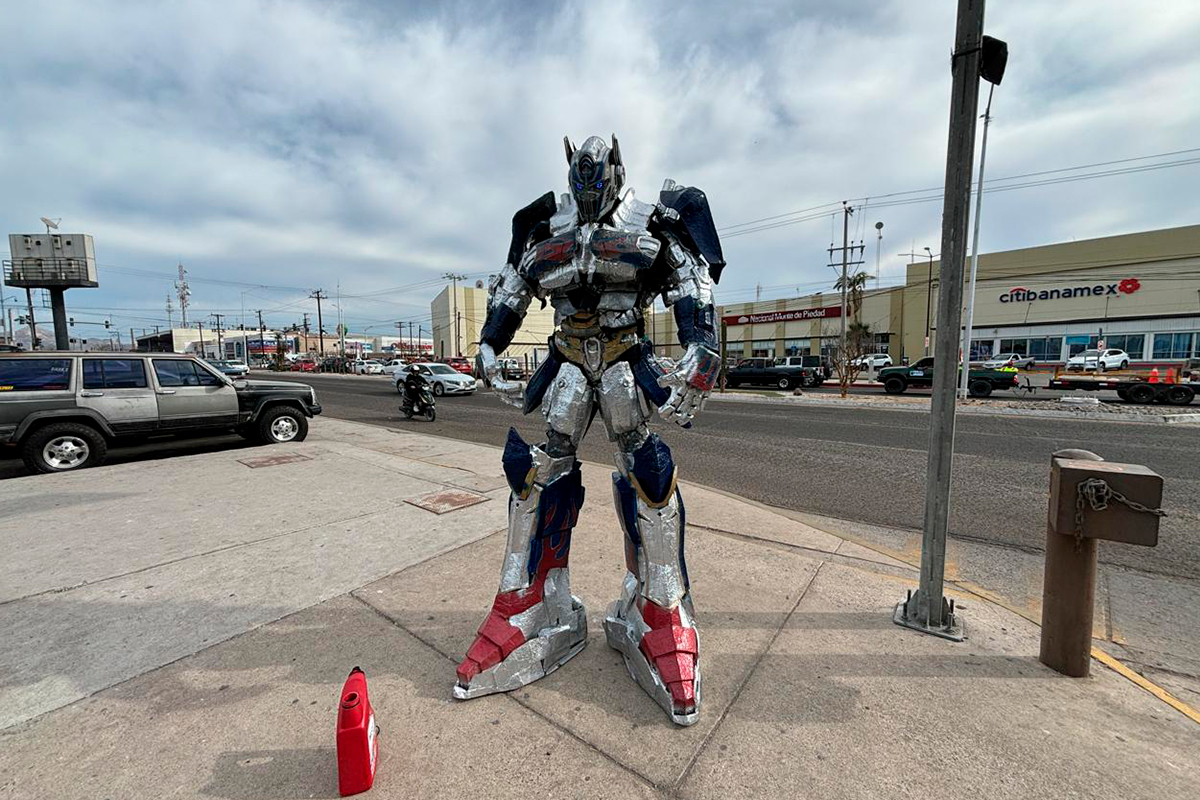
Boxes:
[336,667,378,796]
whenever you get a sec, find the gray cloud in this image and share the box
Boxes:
[1,0,1197,333]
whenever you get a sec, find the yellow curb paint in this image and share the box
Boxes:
[1091,647,1200,725]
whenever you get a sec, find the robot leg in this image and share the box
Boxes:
[596,364,700,726]
[454,363,593,699]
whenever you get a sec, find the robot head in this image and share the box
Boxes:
[564,134,625,223]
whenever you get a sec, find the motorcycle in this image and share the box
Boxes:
[401,383,436,421]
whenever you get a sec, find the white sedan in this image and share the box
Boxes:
[1066,348,1130,372]
[353,359,385,375]
[393,362,477,396]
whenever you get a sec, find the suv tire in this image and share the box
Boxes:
[257,405,308,444]
[883,376,906,394]
[22,422,108,474]
[777,377,792,390]
[968,379,993,398]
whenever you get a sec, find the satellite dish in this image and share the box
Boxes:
[475,279,484,289]
[40,217,60,231]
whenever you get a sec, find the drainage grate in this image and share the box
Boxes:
[237,452,314,468]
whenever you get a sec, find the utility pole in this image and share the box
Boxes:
[894,0,986,641]
[443,273,466,357]
[130,328,136,352]
[959,81,997,399]
[166,295,174,329]
[257,309,267,365]
[25,289,37,350]
[210,313,225,359]
[827,204,864,374]
[310,290,327,356]
[874,221,884,287]
[923,247,936,355]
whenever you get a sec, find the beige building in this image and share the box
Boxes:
[902,224,1200,364]
[431,284,556,363]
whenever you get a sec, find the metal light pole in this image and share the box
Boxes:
[923,247,935,355]
[959,82,996,398]
[894,0,990,641]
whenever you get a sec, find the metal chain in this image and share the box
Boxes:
[1073,477,1167,552]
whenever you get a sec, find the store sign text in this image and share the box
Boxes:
[1000,278,1141,304]
[722,306,842,326]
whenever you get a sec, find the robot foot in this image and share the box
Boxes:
[604,584,701,726]
[454,593,587,700]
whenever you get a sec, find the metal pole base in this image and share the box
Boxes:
[892,591,966,642]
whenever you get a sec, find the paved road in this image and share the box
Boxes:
[255,372,1200,580]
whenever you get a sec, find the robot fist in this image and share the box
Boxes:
[656,344,720,427]
[477,342,526,409]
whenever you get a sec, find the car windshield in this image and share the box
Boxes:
[1077,350,1100,358]
[428,364,457,375]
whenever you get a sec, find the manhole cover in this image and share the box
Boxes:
[405,489,490,514]
[237,452,314,468]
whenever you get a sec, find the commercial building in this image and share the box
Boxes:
[904,224,1200,365]
[427,224,1199,368]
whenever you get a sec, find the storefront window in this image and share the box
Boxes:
[1152,332,1195,360]
[783,338,810,356]
[969,339,993,359]
[725,342,744,362]
[751,340,774,358]
[1104,334,1145,359]
[999,338,1028,356]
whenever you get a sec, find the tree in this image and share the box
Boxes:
[831,271,873,397]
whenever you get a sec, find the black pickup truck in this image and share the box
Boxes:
[724,357,816,390]
[877,356,1018,398]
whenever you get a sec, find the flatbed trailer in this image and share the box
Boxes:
[1046,372,1197,405]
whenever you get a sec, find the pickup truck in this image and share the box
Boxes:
[724,357,816,390]
[877,356,1018,398]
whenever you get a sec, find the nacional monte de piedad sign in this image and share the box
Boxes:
[722,306,843,326]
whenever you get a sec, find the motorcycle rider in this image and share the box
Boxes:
[402,365,430,412]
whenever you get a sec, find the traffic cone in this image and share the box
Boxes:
[336,667,379,796]
[1148,368,1159,383]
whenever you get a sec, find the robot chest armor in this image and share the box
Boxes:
[524,225,662,292]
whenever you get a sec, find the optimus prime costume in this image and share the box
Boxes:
[453,134,724,726]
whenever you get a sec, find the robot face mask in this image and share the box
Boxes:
[564,134,625,223]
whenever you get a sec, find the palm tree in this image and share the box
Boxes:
[834,271,870,320]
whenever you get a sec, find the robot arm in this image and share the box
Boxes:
[478,262,535,408]
[656,231,721,426]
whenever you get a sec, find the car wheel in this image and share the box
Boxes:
[726,379,739,388]
[22,422,108,474]
[884,376,906,394]
[1165,385,1195,406]
[395,382,405,394]
[432,382,445,396]
[1120,360,1129,370]
[257,405,309,444]
[777,377,791,390]
[1127,383,1156,404]
[968,379,993,398]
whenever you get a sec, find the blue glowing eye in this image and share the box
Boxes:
[575,182,583,190]
[595,181,603,189]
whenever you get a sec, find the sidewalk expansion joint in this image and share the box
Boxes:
[348,592,664,794]
[674,562,824,792]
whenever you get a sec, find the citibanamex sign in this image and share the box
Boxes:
[722,306,843,326]
[1000,277,1140,304]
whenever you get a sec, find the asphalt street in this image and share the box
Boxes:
[254,372,1200,580]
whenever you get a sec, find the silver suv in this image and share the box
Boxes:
[0,351,321,474]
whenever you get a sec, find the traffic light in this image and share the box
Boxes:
[69,317,75,326]
[104,319,111,329]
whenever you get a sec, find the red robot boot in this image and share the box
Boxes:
[454,429,587,699]
[604,434,700,726]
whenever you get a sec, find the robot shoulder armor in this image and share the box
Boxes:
[610,188,656,233]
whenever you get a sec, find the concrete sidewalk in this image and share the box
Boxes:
[1,418,1197,799]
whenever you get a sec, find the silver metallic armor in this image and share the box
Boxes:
[456,134,725,726]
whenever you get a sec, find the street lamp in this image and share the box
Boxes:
[923,247,938,355]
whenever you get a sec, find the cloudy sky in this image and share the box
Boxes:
[2,0,1198,338]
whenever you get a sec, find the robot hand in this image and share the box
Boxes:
[477,342,526,409]
[656,343,720,427]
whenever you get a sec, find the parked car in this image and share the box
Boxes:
[725,357,816,390]
[498,358,527,381]
[877,356,1018,397]
[1066,348,1130,372]
[442,356,474,375]
[382,359,408,375]
[981,352,1035,369]
[394,362,477,396]
[291,359,318,373]
[206,359,250,379]
[352,359,385,375]
[0,352,321,474]
[850,353,894,369]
